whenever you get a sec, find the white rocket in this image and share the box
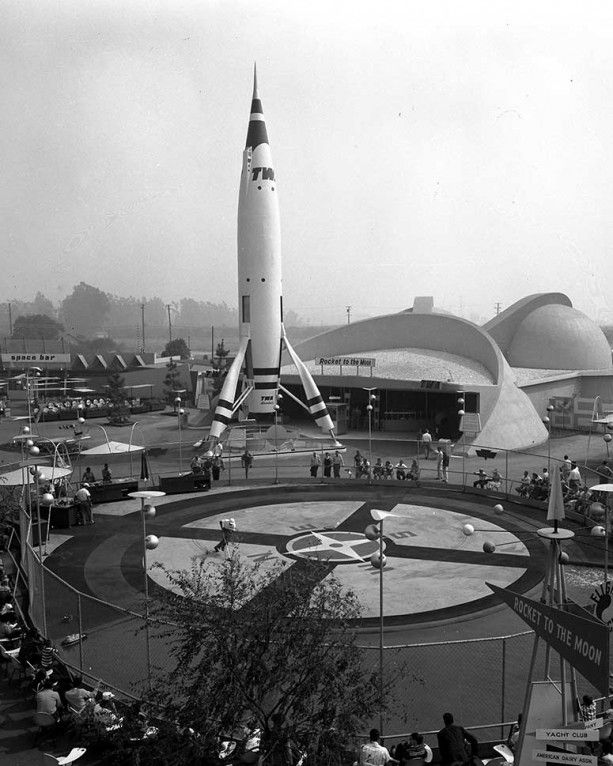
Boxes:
[208,67,336,447]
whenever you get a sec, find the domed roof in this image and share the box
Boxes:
[507,304,612,370]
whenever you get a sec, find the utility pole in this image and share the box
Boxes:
[166,304,172,344]
[346,305,351,325]
[495,302,502,315]
[141,303,146,352]
[7,303,12,336]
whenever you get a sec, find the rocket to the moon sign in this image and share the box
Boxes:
[208,67,336,447]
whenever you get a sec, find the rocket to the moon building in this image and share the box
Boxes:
[208,66,336,447]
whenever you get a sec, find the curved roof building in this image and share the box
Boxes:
[279,293,612,452]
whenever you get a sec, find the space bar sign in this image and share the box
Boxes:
[486,583,610,695]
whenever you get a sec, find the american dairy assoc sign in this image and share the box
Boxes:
[317,357,376,375]
[1,353,71,365]
[532,750,597,766]
[487,583,610,694]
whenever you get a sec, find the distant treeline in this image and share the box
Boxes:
[0,283,304,339]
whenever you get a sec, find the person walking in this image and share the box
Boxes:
[436,448,444,480]
[441,450,450,483]
[212,454,225,481]
[323,452,333,478]
[241,449,254,479]
[309,452,321,478]
[74,483,93,525]
[437,712,478,766]
[214,518,237,553]
[359,728,398,765]
[332,450,344,478]
[421,429,433,459]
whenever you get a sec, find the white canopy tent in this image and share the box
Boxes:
[79,441,145,456]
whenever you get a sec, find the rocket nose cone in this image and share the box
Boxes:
[246,65,268,148]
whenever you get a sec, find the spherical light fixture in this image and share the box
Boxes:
[22,426,30,434]
[367,404,373,412]
[142,504,156,520]
[26,439,34,448]
[179,408,185,415]
[458,410,465,417]
[483,541,496,553]
[145,535,159,550]
[462,524,474,536]
[493,504,504,515]
[78,417,85,424]
[559,552,569,565]
[457,397,465,405]
[174,396,182,405]
[30,445,40,456]
[370,551,386,569]
[546,404,554,412]
[542,416,550,425]
[364,523,381,541]
[41,493,54,505]
[591,526,606,537]
[604,434,612,444]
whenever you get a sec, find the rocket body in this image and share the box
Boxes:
[208,69,334,444]
[237,86,282,414]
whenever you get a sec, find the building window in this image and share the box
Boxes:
[242,296,250,323]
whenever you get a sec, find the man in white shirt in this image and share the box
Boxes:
[359,729,398,765]
[568,462,582,490]
[421,429,433,459]
[75,484,93,525]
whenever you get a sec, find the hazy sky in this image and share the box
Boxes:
[2,0,613,325]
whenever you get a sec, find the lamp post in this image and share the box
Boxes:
[175,396,184,474]
[24,366,42,431]
[457,397,465,486]
[543,407,553,474]
[29,444,48,635]
[363,388,377,480]
[605,433,612,459]
[128,490,166,689]
[365,508,397,735]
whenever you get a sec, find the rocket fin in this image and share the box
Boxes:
[282,333,335,434]
[209,336,250,441]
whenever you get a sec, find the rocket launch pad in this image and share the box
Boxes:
[207,67,337,449]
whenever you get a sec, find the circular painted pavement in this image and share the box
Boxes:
[47,487,547,629]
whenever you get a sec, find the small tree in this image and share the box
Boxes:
[106,370,130,425]
[141,552,396,765]
[162,338,190,360]
[163,359,182,406]
[211,339,230,398]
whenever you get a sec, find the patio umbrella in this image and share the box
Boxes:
[547,463,565,533]
[140,450,150,481]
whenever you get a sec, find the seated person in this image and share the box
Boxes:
[82,467,96,484]
[488,468,503,489]
[0,613,21,648]
[373,458,384,479]
[516,470,531,496]
[101,464,112,483]
[36,678,63,720]
[407,459,421,484]
[395,460,408,480]
[93,691,121,728]
[473,469,489,488]
[18,626,44,667]
[0,576,12,605]
[64,676,95,713]
[384,461,394,479]
[190,455,203,475]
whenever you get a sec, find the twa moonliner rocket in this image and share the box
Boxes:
[208,67,336,448]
